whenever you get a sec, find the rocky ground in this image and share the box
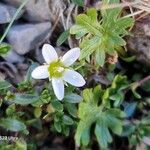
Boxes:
[0,0,150,149]
[0,0,149,81]
[0,0,71,83]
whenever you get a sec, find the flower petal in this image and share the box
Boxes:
[31,65,49,79]
[52,78,64,100]
[61,47,80,66]
[42,44,58,64]
[63,69,85,87]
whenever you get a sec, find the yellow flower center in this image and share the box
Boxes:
[48,61,65,78]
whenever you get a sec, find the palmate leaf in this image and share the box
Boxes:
[76,9,101,36]
[105,109,125,135]
[70,0,134,67]
[70,25,88,39]
[111,75,129,91]
[95,122,112,148]
[80,36,100,60]
[75,100,100,146]
[101,0,121,21]
[75,87,124,148]
[115,17,134,35]
[95,48,105,66]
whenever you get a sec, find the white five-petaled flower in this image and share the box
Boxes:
[31,44,86,100]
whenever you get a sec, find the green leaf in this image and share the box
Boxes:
[0,118,26,132]
[65,103,77,118]
[121,124,136,137]
[121,55,136,62]
[95,48,105,66]
[111,33,126,46]
[62,115,74,125]
[95,122,112,148]
[132,89,141,99]
[111,75,129,90]
[87,8,97,21]
[75,121,91,146]
[63,126,70,136]
[54,121,62,132]
[115,17,134,33]
[51,100,63,111]
[76,13,100,35]
[64,93,82,103]
[57,30,70,46]
[71,0,84,6]
[34,107,42,118]
[110,93,123,101]
[26,63,39,81]
[76,87,124,147]
[110,92,124,107]
[70,25,88,38]
[70,6,134,66]
[82,88,94,103]
[80,36,100,60]
[105,110,123,135]
[102,89,109,102]
[101,0,121,20]
[0,43,11,55]
[13,94,40,105]
[0,80,12,90]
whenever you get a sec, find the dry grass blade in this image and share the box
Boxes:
[96,0,150,17]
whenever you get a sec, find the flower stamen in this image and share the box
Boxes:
[48,61,65,78]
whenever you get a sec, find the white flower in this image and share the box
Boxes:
[31,44,86,100]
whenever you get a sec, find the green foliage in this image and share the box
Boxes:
[50,93,81,136]
[70,0,134,66]
[121,114,150,146]
[25,63,39,81]
[0,140,27,150]
[0,0,148,149]
[131,82,142,99]
[57,30,70,46]
[52,111,75,136]
[32,88,51,107]
[12,93,40,105]
[0,80,12,90]
[75,76,127,148]
[0,43,11,55]
[0,118,26,132]
[64,93,82,103]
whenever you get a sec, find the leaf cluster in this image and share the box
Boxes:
[75,75,128,148]
[70,0,134,66]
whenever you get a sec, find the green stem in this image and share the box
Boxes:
[0,0,30,44]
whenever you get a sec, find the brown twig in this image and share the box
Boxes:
[138,75,150,86]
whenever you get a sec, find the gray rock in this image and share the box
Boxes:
[24,0,50,22]
[7,22,51,55]
[4,50,24,63]
[0,3,17,24]
[127,16,150,66]
[3,0,50,22]
[2,0,22,6]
